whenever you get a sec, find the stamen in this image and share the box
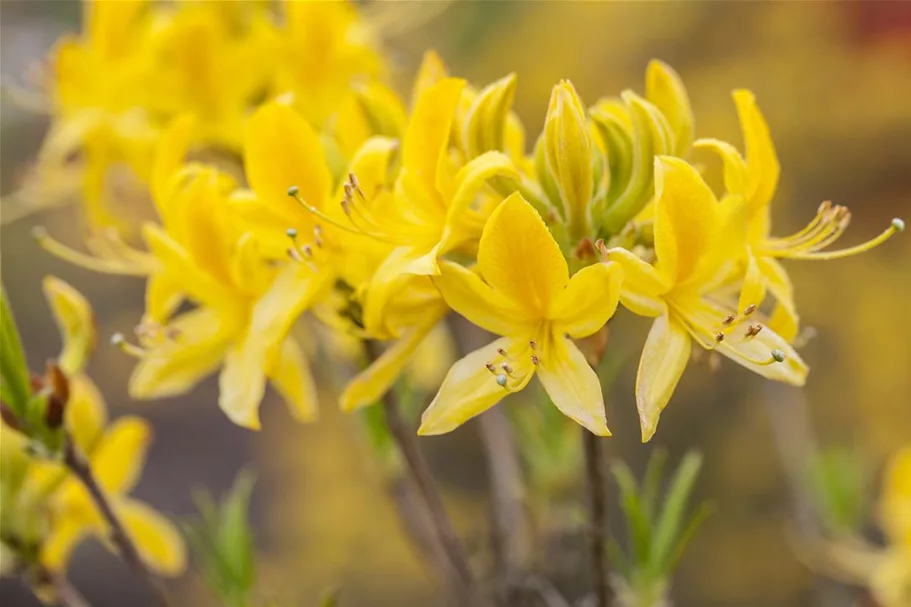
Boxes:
[744,324,763,339]
[110,333,146,358]
[722,314,736,326]
[743,304,757,316]
[500,362,513,374]
[485,361,497,374]
[497,347,509,358]
[594,239,608,258]
[715,332,725,343]
[529,340,537,350]
[531,354,539,366]
[288,186,364,236]
[32,227,149,276]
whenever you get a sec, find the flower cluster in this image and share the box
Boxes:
[25,0,903,445]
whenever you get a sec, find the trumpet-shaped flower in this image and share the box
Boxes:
[0,277,184,581]
[696,91,904,340]
[608,157,807,441]
[419,192,623,436]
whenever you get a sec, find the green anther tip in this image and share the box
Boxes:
[771,349,785,363]
[287,185,299,197]
[286,228,297,238]
[496,373,508,387]
[892,218,905,232]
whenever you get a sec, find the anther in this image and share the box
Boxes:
[743,304,757,316]
[531,354,539,366]
[744,324,763,338]
[529,340,537,350]
[496,373,508,387]
[302,244,313,258]
[715,332,725,343]
[496,347,509,358]
[348,173,359,190]
[722,314,736,325]
[287,247,304,262]
[485,362,497,374]
[594,239,608,257]
[500,362,514,374]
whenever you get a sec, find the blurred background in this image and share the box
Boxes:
[2,2,910,606]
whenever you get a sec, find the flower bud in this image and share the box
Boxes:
[463,73,518,159]
[543,80,594,238]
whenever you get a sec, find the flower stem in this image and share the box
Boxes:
[50,574,93,607]
[365,340,488,606]
[62,437,172,607]
[583,430,612,607]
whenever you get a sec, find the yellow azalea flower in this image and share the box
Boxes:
[607,157,807,442]
[271,0,385,129]
[871,446,911,607]
[0,277,185,579]
[696,91,904,341]
[418,192,623,436]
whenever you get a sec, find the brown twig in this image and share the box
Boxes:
[62,437,172,607]
[583,430,612,607]
[50,574,93,607]
[365,340,488,606]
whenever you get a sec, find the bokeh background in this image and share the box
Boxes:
[2,2,910,606]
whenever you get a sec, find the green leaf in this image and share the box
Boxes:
[610,460,650,568]
[0,285,31,417]
[640,449,667,527]
[650,451,703,575]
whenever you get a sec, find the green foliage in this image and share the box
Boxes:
[0,285,32,418]
[608,450,710,607]
[807,447,869,535]
[184,470,258,607]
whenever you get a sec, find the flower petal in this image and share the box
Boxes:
[652,156,719,286]
[40,517,89,573]
[738,250,768,314]
[478,192,568,315]
[419,337,532,435]
[549,262,624,338]
[89,417,152,495]
[402,77,465,194]
[433,260,532,336]
[64,374,108,455]
[42,276,96,376]
[268,337,319,423]
[882,446,911,550]
[537,334,610,436]
[636,314,691,442]
[129,307,233,400]
[244,100,330,215]
[733,90,780,216]
[340,321,436,412]
[118,498,187,576]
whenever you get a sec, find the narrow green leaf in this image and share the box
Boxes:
[650,451,703,575]
[668,502,712,570]
[640,449,667,526]
[610,460,650,567]
[0,285,31,416]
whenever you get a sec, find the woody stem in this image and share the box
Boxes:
[365,340,489,607]
[62,436,172,607]
[49,574,93,607]
[583,429,612,607]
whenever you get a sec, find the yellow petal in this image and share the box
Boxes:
[738,250,767,314]
[340,322,436,412]
[402,78,465,193]
[636,314,691,442]
[419,337,533,435]
[151,115,194,218]
[881,446,911,550]
[118,498,187,576]
[40,517,88,573]
[757,256,799,342]
[64,374,108,456]
[646,60,694,156]
[411,50,450,107]
[537,333,610,436]
[142,223,234,310]
[244,100,330,216]
[268,337,319,423]
[219,344,265,430]
[478,192,568,316]
[433,261,532,337]
[89,417,152,495]
[693,138,748,196]
[129,307,233,400]
[733,90,780,217]
[549,262,624,338]
[144,274,183,325]
[361,246,437,338]
[42,276,96,376]
[441,151,519,249]
[605,247,671,316]
[652,156,719,286]
[714,325,807,386]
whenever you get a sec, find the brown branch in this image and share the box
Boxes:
[365,340,489,606]
[62,438,172,607]
[583,430,612,607]
[50,574,93,607]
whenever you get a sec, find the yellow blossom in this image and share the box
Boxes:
[419,192,623,436]
[0,277,185,580]
[696,91,904,341]
[608,157,807,441]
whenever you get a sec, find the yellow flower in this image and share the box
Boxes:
[418,192,623,436]
[0,276,185,578]
[608,157,807,442]
[871,446,911,607]
[696,91,904,341]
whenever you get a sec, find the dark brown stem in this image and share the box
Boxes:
[365,341,488,606]
[583,430,612,607]
[62,438,172,607]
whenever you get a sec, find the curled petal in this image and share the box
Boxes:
[636,314,691,442]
